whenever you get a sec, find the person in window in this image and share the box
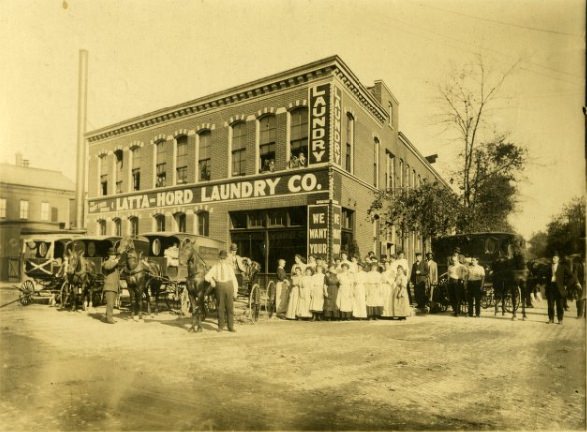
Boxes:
[268,160,275,172]
[297,152,307,167]
[164,242,179,268]
[288,153,299,169]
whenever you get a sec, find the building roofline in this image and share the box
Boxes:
[398,131,451,189]
[86,55,389,142]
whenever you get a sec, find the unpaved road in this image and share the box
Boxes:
[0,287,585,431]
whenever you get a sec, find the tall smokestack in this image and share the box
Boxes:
[75,50,88,230]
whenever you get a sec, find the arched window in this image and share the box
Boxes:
[198,130,211,181]
[113,218,122,237]
[154,214,165,232]
[97,219,106,236]
[197,211,209,237]
[175,212,186,233]
[345,113,354,173]
[114,150,124,194]
[155,140,167,187]
[231,122,247,176]
[289,108,308,167]
[259,115,276,172]
[373,137,380,188]
[176,135,188,184]
[129,216,139,236]
[399,159,404,189]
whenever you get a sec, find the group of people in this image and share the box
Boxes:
[269,252,421,321]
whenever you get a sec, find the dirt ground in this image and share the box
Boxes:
[0,286,585,431]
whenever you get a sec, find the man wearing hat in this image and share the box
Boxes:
[102,247,120,324]
[205,250,239,332]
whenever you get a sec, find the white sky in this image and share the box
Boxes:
[0,0,584,239]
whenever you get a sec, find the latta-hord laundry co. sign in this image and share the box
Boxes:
[308,83,342,166]
[88,170,329,214]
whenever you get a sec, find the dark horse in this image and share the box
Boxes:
[493,240,528,320]
[119,239,162,321]
[61,249,94,311]
[182,242,214,333]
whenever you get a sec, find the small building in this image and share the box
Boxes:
[0,154,76,281]
[85,56,448,274]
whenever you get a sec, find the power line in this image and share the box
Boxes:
[416,2,584,38]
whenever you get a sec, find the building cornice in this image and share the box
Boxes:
[398,131,451,189]
[86,56,388,143]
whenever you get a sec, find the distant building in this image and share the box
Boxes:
[85,56,449,273]
[0,154,76,281]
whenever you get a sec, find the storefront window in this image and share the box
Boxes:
[230,212,247,229]
[268,209,287,226]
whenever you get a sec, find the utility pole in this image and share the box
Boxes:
[75,49,88,230]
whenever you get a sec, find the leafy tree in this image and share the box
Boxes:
[527,231,548,259]
[368,181,462,239]
[545,197,585,257]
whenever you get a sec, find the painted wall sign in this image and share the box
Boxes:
[307,204,329,259]
[331,204,342,258]
[332,86,342,166]
[88,170,329,214]
[308,84,331,165]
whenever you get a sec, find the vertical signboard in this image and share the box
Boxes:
[307,204,329,260]
[308,84,331,165]
[331,204,342,259]
[332,86,342,166]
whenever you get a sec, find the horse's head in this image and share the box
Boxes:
[124,248,141,271]
[66,250,80,275]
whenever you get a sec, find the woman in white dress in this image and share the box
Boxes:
[309,265,326,321]
[394,265,411,319]
[286,266,303,320]
[381,261,396,318]
[364,262,385,320]
[352,263,368,319]
[290,254,306,276]
[336,263,354,320]
[296,267,313,319]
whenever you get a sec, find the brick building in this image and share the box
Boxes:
[0,154,76,281]
[86,56,448,273]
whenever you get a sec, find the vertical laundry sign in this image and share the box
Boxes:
[308,84,331,165]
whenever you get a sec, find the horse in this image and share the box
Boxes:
[181,243,214,333]
[118,240,162,321]
[493,243,528,320]
[241,257,262,319]
[61,249,93,311]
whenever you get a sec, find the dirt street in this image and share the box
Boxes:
[0,287,585,431]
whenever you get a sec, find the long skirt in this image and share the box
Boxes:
[285,286,299,320]
[382,282,394,317]
[296,286,312,318]
[352,283,367,319]
[324,284,340,318]
[276,281,290,316]
[393,286,411,317]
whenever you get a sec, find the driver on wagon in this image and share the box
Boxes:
[229,243,246,273]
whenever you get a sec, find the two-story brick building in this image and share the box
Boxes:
[85,56,448,273]
[0,154,76,281]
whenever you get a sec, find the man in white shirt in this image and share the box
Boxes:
[465,257,485,317]
[205,250,239,332]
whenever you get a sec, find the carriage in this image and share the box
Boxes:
[19,234,81,305]
[138,232,225,315]
[64,236,121,309]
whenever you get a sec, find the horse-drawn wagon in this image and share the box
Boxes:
[63,236,121,311]
[20,234,81,305]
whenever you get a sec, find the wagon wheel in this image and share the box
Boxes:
[248,283,261,322]
[504,286,521,313]
[179,285,191,317]
[263,281,274,314]
[19,280,35,306]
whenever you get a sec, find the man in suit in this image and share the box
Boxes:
[546,252,572,324]
[410,252,429,312]
[102,247,120,324]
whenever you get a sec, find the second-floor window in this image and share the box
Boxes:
[345,113,354,173]
[259,115,276,172]
[373,138,380,188]
[175,213,186,233]
[98,220,106,235]
[156,163,166,187]
[176,136,188,184]
[198,130,211,181]
[155,214,165,232]
[100,174,108,196]
[113,218,122,237]
[156,141,166,187]
[132,147,141,191]
[129,217,139,236]
[231,122,246,176]
[114,150,123,193]
[0,198,6,218]
[41,202,50,221]
[290,108,308,167]
[385,152,395,191]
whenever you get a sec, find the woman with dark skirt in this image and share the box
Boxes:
[323,265,340,320]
